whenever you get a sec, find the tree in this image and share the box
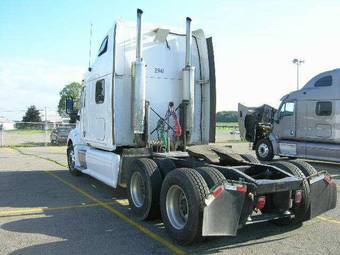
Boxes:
[22,105,42,122]
[216,111,238,123]
[57,82,82,117]
[18,105,42,129]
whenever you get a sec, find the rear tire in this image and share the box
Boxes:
[127,158,162,220]
[67,144,81,176]
[153,158,176,179]
[255,139,274,161]
[240,154,261,164]
[290,159,317,177]
[160,168,209,244]
[195,166,226,189]
[269,161,310,224]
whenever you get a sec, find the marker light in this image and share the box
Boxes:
[256,196,266,210]
[212,186,224,198]
[294,190,303,204]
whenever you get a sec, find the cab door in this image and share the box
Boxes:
[274,101,296,139]
[86,78,109,144]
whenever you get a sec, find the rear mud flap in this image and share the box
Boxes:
[202,188,246,236]
[308,174,337,219]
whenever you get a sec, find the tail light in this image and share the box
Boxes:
[294,190,303,204]
[212,186,224,198]
[256,196,266,209]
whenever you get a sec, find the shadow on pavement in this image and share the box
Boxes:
[0,169,307,255]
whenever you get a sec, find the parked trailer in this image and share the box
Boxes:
[66,9,337,244]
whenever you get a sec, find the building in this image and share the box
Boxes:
[0,116,15,130]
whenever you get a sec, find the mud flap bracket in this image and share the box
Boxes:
[202,187,246,236]
[308,174,337,219]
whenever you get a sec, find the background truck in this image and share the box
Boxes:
[239,68,340,162]
[66,9,337,244]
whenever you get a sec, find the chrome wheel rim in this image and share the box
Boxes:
[130,172,145,208]
[258,143,269,158]
[166,185,189,230]
[68,149,75,169]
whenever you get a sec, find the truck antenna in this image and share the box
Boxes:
[88,22,93,71]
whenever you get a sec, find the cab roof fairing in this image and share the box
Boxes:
[301,68,340,90]
[83,20,208,79]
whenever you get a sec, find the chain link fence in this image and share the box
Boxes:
[0,121,241,147]
[0,122,76,147]
[215,122,241,143]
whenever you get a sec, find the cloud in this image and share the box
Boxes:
[0,59,84,120]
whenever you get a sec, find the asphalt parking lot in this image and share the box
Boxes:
[0,145,340,255]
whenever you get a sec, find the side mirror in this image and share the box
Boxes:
[65,98,74,115]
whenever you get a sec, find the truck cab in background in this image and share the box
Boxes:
[239,68,340,162]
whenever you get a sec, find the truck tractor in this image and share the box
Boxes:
[66,9,337,244]
[239,68,340,163]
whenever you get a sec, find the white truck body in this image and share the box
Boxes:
[68,16,215,188]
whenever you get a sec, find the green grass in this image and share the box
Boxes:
[216,122,238,131]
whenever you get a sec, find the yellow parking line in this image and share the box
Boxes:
[45,171,187,255]
[317,216,340,225]
[0,201,114,217]
[11,148,187,255]
[10,146,67,168]
[114,199,129,206]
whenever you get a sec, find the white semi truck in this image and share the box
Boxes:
[66,9,337,244]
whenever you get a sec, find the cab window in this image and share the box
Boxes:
[315,75,332,87]
[316,101,332,116]
[98,36,108,57]
[280,102,295,118]
[95,80,105,104]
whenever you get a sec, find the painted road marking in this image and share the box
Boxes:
[317,216,340,225]
[0,201,114,217]
[11,147,187,255]
[114,199,129,206]
[45,171,187,255]
[11,147,340,253]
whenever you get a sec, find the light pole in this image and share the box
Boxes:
[292,58,305,90]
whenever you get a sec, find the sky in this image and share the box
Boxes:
[1,0,340,120]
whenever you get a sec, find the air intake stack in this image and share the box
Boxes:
[131,9,147,137]
[182,17,195,143]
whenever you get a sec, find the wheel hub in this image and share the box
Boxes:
[130,172,146,208]
[68,149,75,169]
[258,143,269,158]
[166,185,189,230]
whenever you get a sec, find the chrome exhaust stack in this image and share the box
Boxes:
[136,8,143,61]
[132,8,147,138]
[182,17,195,142]
[185,17,192,66]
